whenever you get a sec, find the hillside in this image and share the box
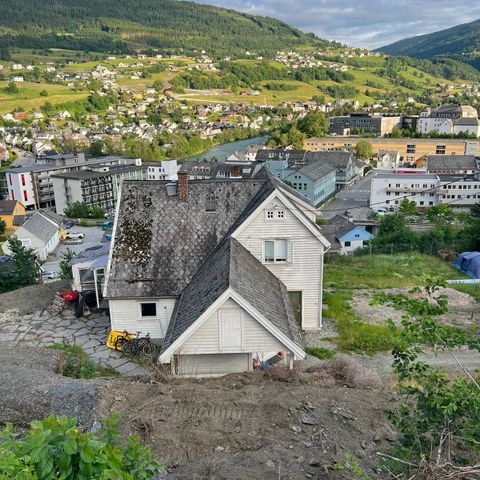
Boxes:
[377,19,480,70]
[0,0,327,57]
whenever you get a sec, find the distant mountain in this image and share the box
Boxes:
[377,19,480,70]
[0,0,329,57]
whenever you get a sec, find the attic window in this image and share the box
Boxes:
[205,195,217,212]
[265,209,285,220]
[141,303,157,317]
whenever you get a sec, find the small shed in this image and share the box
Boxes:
[453,252,480,279]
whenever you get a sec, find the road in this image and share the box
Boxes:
[43,225,105,276]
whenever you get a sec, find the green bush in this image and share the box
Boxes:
[64,202,104,219]
[49,343,117,379]
[0,415,161,479]
[305,347,335,360]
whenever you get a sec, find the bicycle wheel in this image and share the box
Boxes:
[114,336,126,351]
[121,340,136,356]
[142,341,158,358]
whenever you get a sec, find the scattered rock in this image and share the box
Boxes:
[291,425,302,433]
[300,412,316,425]
[265,460,275,469]
[309,459,321,467]
[361,440,368,449]
[215,446,225,452]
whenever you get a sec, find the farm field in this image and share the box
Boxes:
[0,81,87,114]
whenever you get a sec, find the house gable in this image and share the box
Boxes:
[339,227,373,243]
[159,291,305,363]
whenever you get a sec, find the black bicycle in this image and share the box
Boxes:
[115,331,158,358]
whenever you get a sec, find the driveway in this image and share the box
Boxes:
[0,307,146,376]
[43,225,105,275]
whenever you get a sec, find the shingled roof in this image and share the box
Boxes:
[106,176,281,299]
[160,237,303,354]
[426,155,479,171]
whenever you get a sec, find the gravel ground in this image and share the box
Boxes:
[0,346,103,430]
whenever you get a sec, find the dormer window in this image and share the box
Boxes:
[205,194,217,212]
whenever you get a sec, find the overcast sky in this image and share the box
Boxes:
[195,0,480,49]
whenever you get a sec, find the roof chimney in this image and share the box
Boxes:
[177,169,188,202]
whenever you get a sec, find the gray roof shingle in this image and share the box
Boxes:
[106,177,278,298]
[21,212,58,244]
[160,237,303,353]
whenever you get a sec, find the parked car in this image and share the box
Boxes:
[64,238,84,245]
[66,232,85,240]
[64,221,73,229]
[42,270,57,279]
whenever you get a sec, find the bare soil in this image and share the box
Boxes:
[96,373,397,480]
[351,287,479,328]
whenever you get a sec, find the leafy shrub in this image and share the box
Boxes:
[0,415,161,479]
[50,343,117,379]
[64,202,104,219]
[305,346,335,360]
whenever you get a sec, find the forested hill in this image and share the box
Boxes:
[0,0,328,56]
[377,19,480,70]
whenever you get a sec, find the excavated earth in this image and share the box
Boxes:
[0,345,398,480]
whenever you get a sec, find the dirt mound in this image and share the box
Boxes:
[0,280,70,315]
[97,374,398,479]
[352,287,479,328]
[0,346,102,430]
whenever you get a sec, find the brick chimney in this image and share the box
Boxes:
[230,165,241,178]
[177,169,188,202]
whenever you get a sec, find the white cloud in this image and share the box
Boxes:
[194,0,480,48]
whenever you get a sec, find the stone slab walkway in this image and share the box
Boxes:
[0,307,147,376]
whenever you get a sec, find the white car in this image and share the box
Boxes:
[66,232,85,240]
[42,271,57,279]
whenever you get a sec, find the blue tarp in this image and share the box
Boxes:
[453,251,480,279]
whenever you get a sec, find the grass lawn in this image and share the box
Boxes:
[0,81,87,114]
[322,253,470,354]
[324,253,466,290]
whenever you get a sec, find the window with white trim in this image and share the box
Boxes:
[140,303,157,317]
[265,209,285,220]
[264,239,290,263]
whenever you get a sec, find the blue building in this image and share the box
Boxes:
[321,215,374,254]
[256,149,363,206]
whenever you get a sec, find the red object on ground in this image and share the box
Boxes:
[58,291,79,303]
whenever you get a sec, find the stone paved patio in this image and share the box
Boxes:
[0,307,147,376]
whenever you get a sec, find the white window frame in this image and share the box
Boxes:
[265,209,286,220]
[139,301,158,319]
[263,239,291,264]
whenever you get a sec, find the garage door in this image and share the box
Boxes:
[177,353,250,376]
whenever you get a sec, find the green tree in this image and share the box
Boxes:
[0,218,6,235]
[354,140,373,160]
[6,237,40,289]
[64,202,104,219]
[398,199,417,216]
[297,112,328,137]
[89,139,105,157]
[426,204,454,224]
[6,81,19,94]
[0,415,161,479]
[59,248,76,280]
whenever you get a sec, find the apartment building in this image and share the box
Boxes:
[328,113,401,136]
[425,155,480,176]
[145,159,179,180]
[438,175,480,212]
[4,154,141,210]
[51,165,147,215]
[304,137,479,163]
[370,173,441,210]
[417,105,480,137]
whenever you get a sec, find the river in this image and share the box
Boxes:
[188,135,268,162]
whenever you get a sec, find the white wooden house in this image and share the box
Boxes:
[105,170,330,376]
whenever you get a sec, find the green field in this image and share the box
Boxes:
[0,81,87,114]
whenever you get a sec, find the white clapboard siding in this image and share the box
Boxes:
[177,353,250,376]
[179,298,286,355]
[109,298,176,339]
[234,197,324,330]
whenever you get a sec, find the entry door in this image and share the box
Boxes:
[219,310,242,350]
[288,291,302,326]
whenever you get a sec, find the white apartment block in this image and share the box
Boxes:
[146,159,179,180]
[370,173,441,209]
[438,175,480,212]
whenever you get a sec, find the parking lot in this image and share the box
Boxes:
[43,225,105,277]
